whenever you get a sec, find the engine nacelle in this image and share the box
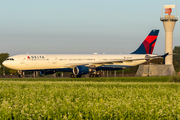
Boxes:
[39,70,55,75]
[73,65,89,75]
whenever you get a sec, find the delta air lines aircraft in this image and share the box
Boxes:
[3,30,166,77]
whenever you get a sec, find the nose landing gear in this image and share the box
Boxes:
[18,71,23,78]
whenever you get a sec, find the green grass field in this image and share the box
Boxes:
[0,76,179,119]
[0,76,170,82]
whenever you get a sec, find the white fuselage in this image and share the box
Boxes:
[2,54,157,71]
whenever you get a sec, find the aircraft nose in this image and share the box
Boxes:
[2,61,7,67]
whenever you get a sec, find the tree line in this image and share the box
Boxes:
[0,53,18,75]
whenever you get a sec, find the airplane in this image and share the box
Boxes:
[2,29,166,78]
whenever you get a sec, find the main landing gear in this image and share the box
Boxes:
[89,73,101,78]
[70,74,82,78]
[70,73,101,78]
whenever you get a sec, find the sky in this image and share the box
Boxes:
[0,0,179,56]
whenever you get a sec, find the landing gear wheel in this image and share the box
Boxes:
[19,74,23,78]
[96,74,101,77]
[89,74,93,78]
[70,74,75,78]
[89,74,96,78]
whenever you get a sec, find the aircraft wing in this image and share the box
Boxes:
[63,60,124,68]
[63,53,168,68]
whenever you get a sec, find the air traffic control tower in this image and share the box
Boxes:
[136,5,178,76]
[160,5,178,65]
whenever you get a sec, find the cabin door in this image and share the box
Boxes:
[20,57,26,64]
[52,57,58,64]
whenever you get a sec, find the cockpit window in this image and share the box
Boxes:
[6,58,14,61]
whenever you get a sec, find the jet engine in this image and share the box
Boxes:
[73,65,89,75]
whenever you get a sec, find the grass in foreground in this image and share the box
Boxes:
[0,79,179,119]
[0,76,170,82]
[169,74,180,82]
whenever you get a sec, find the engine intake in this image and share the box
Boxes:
[73,65,89,75]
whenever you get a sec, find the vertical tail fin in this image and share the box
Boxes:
[131,30,159,54]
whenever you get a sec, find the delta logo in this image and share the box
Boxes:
[27,56,45,59]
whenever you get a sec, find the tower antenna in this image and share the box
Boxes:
[176,2,177,18]
[161,2,163,18]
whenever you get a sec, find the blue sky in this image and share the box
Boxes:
[0,0,179,55]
